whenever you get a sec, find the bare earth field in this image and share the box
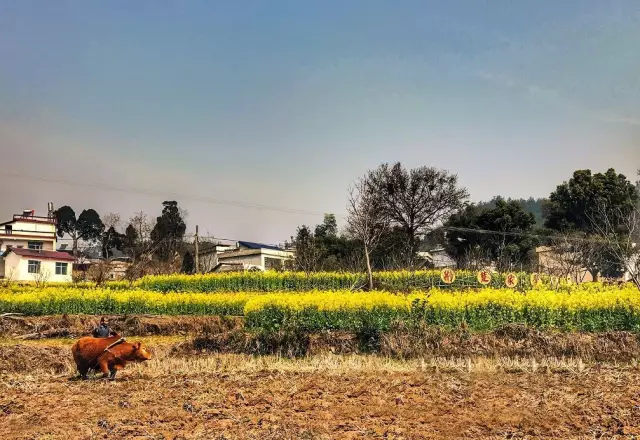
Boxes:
[2,338,640,439]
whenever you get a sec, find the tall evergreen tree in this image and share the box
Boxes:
[151,201,187,261]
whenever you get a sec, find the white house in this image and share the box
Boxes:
[201,241,294,272]
[417,247,457,268]
[0,208,74,282]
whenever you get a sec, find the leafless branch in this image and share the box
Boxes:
[589,201,640,289]
[346,175,391,289]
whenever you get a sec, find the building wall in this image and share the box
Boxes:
[259,249,294,270]
[216,248,294,271]
[8,220,57,235]
[3,253,23,280]
[536,247,594,283]
[0,238,55,253]
[1,220,57,253]
[3,254,72,282]
[218,254,263,267]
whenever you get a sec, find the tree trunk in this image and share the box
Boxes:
[72,235,79,258]
[364,243,374,291]
[406,227,417,269]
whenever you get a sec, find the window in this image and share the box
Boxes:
[4,225,11,234]
[28,260,41,274]
[28,241,43,250]
[55,262,68,276]
[264,257,283,271]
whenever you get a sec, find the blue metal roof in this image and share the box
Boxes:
[238,241,282,251]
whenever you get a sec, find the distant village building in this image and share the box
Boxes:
[417,247,457,269]
[200,241,294,272]
[0,207,74,282]
[60,245,133,281]
[535,245,638,283]
[535,246,594,283]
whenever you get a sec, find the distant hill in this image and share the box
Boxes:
[477,197,547,226]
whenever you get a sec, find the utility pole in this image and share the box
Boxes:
[195,225,199,274]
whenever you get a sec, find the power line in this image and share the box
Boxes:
[1,171,345,218]
[57,234,282,246]
[440,226,610,244]
[7,170,626,246]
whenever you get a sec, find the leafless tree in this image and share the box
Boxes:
[32,267,51,288]
[129,211,153,245]
[72,267,88,284]
[102,213,121,231]
[367,163,469,266]
[590,201,640,290]
[295,240,323,275]
[290,226,324,275]
[540,232,596,283]
[1,267,17,287]
[87,260,113,286]
[346,175,391,290]
[457,246,493,271]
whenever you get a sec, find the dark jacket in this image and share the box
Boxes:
[92,323,112,338]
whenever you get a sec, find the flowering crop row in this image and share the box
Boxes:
[134,270,541,292]
[243,283,640,332]
[0,287,251,316]
[2,283,640,332]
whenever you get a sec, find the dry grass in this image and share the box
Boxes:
[3,350,640,439]
[3,337,640,438]
[0,337,616,378]
[0,314,243,338]
[90,353,600,379]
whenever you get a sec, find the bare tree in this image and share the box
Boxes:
[129,211,153,244]
[346,175,391,290]
[296,239,323,275]
[590,202,640,289]
[32,267,51,288]
[540,232,596,283]
[87,260,113,286]
[367,163,469,266]
[456,246,493,271]
[1,267,17,287]
[291,225,323,275]
[102,213,121,230]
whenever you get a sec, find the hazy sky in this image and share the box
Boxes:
[1,1,639,243]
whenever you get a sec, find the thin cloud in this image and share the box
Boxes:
[477,70,640,128]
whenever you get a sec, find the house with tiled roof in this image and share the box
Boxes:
[0,207,74,282]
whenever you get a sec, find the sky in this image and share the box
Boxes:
[1,0,639,244]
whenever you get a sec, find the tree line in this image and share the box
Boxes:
[291,164,640,289]
[54,201,188,279]
[54,163,639,289]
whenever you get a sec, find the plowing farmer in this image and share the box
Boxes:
[92,317,117,338]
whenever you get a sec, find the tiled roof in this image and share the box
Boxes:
[3,248,75,261]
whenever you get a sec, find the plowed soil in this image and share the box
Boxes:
[2,340,640,439]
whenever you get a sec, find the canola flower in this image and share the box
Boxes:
[244,283,640,332]
[0,287,253,316]
[134,270,535,293]
[2,283,640,332]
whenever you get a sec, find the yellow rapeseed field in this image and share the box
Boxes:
[2,282,639,331]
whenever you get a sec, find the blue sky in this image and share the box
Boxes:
[1,1,639,242]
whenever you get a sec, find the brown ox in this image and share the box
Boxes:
[71,335,152,380]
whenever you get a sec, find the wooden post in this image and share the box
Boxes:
[195,225,199,274]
